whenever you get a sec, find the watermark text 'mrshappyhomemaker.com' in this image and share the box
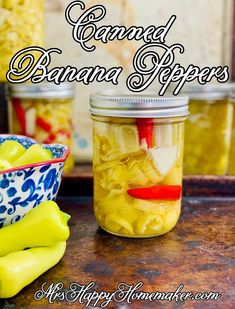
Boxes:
[34,281,221,307]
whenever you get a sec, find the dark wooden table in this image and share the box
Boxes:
[1,196,234,309]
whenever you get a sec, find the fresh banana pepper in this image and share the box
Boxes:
[0,201,70,298]
[0,200,70,257]
[0,242,66,298]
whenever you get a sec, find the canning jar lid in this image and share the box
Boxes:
[90,93,189,118]
[182,83,234,100]
[10,83,75,99]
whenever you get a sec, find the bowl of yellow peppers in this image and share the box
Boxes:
[0,134,70,228]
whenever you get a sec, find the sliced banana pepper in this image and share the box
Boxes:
[104,213,134,235]
[136,214,164,235]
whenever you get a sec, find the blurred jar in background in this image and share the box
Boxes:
[0,0,45,81]
[8,83,75,173]
[228,88,235,175]
[183,85,233,175]
[0,83,8,133]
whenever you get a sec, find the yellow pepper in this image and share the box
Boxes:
[104,213,134,235]
[0,241,66,298]
[0,140,25,163]
[0,159,12,172]
[0,201,70,257]
[12,144,53,167]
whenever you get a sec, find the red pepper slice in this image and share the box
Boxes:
[127,185,182,200]
[36,117,52,132]
[136,118,153,149]
[43,133,56,144]
[12,98,26,134]
[42,130,71,144]
[57,129,71,138]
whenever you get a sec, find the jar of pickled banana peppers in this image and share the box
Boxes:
[9,83,75,173]
[183,85,233,175]
[0,0,45,82]
[90,94,189,238]
[228,88,235,175]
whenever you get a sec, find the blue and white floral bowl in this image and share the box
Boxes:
[0,135,70,228]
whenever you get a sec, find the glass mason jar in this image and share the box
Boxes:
[228,89,235,175]
[0,0,45,82]
[8,83,75,173]
[90,94,189,238]
[183,85,233,175]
